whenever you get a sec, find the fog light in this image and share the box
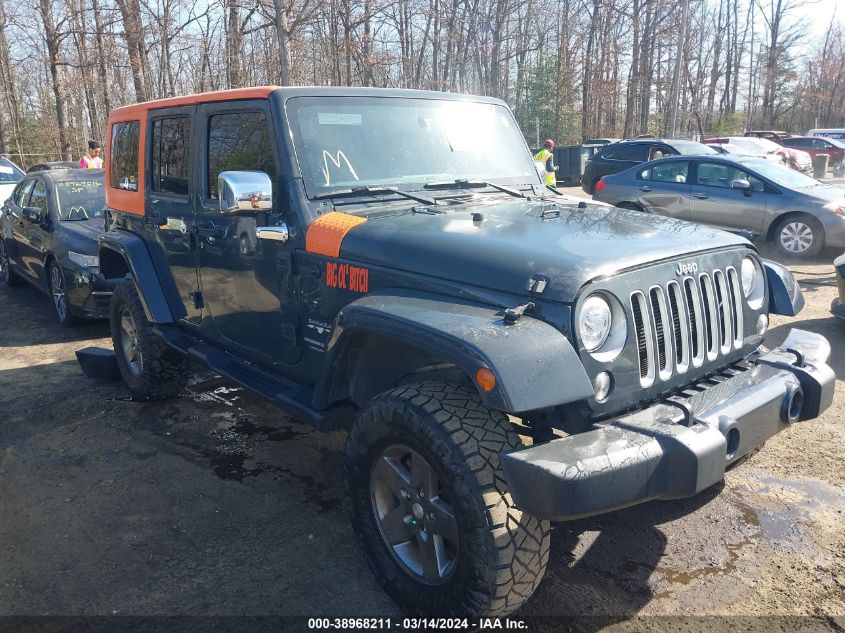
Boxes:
[756,314,768,337]
[593,371,612,402]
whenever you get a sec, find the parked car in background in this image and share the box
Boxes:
[592,155,845,257]
[832,252,845,320]
[0,168,114,324]
[0,156,25,205]
[27,161,81,173]
[704,136,812,173]
[744,130,792,142]
[779,136,845,176]
[581,138,717,194]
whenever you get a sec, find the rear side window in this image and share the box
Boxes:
[640,161,689,183]
[207,111,276,199]
[0,157,23,183]
[604,144,648,161]
[151,117,191,196]
[110,121,140,191]
[13,179,35,206]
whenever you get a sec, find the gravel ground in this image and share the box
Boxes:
[0,239,843,631]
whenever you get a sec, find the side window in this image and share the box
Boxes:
[648,145,670,160]
[110,121,140,191]
[13,179,35,206]
[647,161,689,183]
[696,162,763,191]
[207,111,276,199]
[609,144,648,161]
[29,181,48,212]
[151,117,191,196]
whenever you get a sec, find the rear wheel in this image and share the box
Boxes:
[773,215,824,258]
[48,261,77,326]
[0,239,22,287]
[346,382,550,617]
[110,279,189,400]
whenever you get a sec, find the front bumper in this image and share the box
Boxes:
[833,253,845,320]
[501,329,834,521]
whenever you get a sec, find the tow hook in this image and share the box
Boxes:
[504,302,535,324]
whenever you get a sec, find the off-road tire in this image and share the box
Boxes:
[110,279,188,400]
[346,381,550,617]
[773,214,824,258]
[0,239,22,287]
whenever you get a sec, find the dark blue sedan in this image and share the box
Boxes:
[0,168,115,325]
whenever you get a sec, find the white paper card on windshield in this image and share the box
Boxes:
[318,113,362,126]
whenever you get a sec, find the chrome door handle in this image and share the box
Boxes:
[256,224,289,243]
[637,186,653,192]
[692,192,709,199]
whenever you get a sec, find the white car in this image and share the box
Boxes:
[0,157,25,205]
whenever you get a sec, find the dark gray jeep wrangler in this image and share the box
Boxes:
[95,86,834,617]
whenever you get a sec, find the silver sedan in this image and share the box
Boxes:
[592,155,845,257]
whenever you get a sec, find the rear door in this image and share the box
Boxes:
[634,159,691,219]
[146,106,203,325]
[195,99,302,366]
[600,143,649,177]
[688,160,767,233]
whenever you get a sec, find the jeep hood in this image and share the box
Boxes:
[338,198,749,303]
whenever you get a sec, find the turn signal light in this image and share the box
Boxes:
[475,368,497,392]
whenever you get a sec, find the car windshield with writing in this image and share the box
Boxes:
[286,97,540,198]
[56,178,106,220]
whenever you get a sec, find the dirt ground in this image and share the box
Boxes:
[1,240,844,630]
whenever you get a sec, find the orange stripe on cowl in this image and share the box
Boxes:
[305,212,367,258]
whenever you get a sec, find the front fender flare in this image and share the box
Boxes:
[98,230,184,323]
[315,291,595,413]
[764,259,804,316]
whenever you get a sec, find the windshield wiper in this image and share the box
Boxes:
[313,185,437,206]
[423,179,528,199]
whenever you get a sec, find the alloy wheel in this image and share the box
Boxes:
[369,444,460,585]
[120,307,143,376]
[779,221,814,254]
[50,265,69,321]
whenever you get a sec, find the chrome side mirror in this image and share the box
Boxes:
[218,171,273,216]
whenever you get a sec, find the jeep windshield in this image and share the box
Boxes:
[286,96,541,199]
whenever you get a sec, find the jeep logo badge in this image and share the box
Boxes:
[676,261,699,276]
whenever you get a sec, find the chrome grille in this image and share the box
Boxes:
[631,267,745,387]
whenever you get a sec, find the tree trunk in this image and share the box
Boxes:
[38,0,72,160]
[115,0,148,102]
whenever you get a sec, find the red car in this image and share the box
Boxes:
[779,136,845,176]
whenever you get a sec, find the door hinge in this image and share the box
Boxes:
[189,291,204,309]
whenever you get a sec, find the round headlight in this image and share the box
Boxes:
[579,294,612,351]
[741,257,758,297]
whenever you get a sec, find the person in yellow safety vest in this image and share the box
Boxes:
[533,139,558,187]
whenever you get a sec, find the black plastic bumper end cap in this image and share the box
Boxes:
[75,347,120,381]
[832,298,845,321]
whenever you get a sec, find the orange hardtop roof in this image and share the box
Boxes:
[109,86,280,119]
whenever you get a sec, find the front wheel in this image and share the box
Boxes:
[48,261,77,326]
[346,382,550,617]
[110,279,189,400]
[773,215,824,258]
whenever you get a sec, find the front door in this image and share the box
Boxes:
[195,100,302,367]
[18,177,50,285]
[688,161,767,234]
[146,106,202,324]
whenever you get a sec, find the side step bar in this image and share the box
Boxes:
[154,325,354,431]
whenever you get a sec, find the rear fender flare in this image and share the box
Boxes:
[314,291,595,413]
